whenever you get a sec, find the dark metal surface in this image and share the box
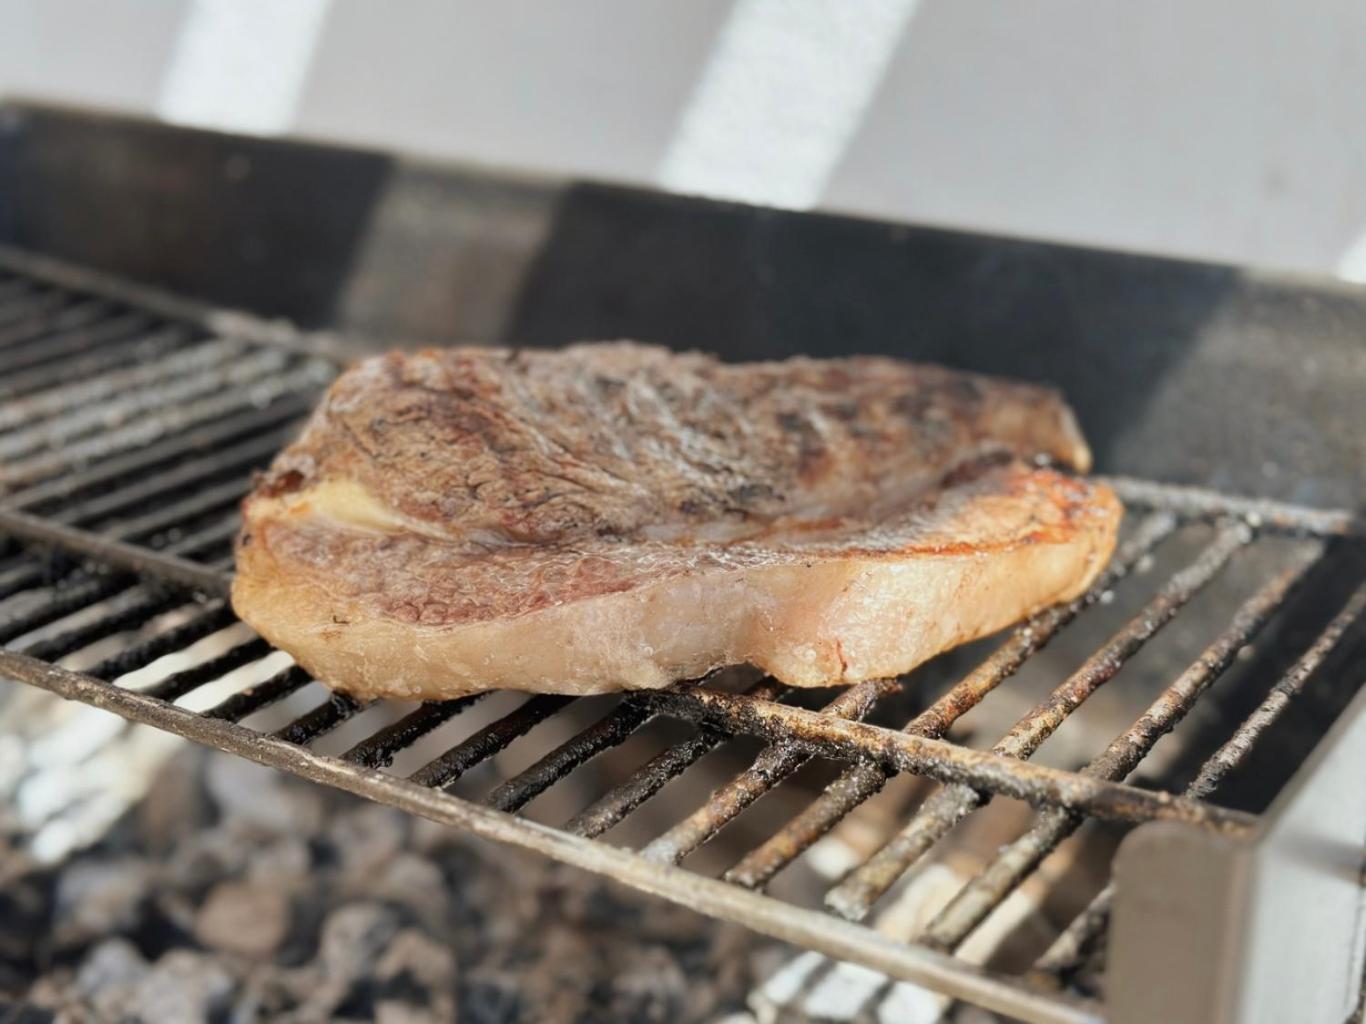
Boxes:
[0,248,1361,1024]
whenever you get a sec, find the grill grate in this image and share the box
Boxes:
[0,246,1362,1024]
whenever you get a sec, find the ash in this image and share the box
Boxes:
[0,747,773,1023]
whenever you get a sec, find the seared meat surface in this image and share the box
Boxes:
[232,344,1120,699]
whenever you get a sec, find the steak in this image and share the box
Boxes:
[232,343,1121,700]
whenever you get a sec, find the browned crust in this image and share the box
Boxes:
[231,344,1120,698]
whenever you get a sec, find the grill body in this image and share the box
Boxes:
[0,105,1363,1024]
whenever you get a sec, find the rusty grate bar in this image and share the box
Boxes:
[642,678,901,865]
[823,521,1252,920]
[918,541,1325,952]
[1104,475,1361,537]
[643,687,1256,835]
[409,695,576,788]
[563,677,789,839]
[1033,577,1366,979]
[723,511,1177,890]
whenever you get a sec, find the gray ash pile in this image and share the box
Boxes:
[0,748,774,1023]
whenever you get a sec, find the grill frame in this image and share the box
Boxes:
[0,245,1361,1024]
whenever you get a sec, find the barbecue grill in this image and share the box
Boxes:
[1,104,1363,1024]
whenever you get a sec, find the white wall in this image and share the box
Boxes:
[3,0,1366,278]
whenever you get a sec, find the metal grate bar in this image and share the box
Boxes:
[822,522,1251,919]
[919,542,1325,951]
[343,696,488,769]
[409,695,576,789]
[3,396,309,512]
[645,687,1256,834]
[0,287,67,331]
[203,664,312,722]
[140,637,274,702]
[0,572,130,645]
[484,699,654,813]
[1,363,323,490]
[0,335,251,434]
[44,423,287,527]
[0,317,177,388]
[1033,577,1366,978]
[723,512,1178,890]
[18,586,189,663]
[0,326,192,411]
[272,693,366,745]
[0,509,232,596]
[0,347,292,462]
[642,678,901,865]
[88,602,238,680]
[0,298,109,354]
[563,677,788,839]
[1105,476,1361,537]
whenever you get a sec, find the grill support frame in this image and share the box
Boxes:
[0,243,1361,1024]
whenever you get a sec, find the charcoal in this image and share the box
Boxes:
[8,747,772,1023]
[194,881,292,958]
[128,950,233,1023]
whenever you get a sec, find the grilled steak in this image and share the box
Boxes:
[232,344,1120,700]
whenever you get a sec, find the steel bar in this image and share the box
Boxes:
[920,543,1324,951]
[0,573,130,645]
[823,522,1251,920]
[87,602,237,680]
[141,638,273,702]
[203,665,313,722]
[409,695,576,789]
[0,508,231,596]
[484,699,653,813]
[18,587,188,663]
[343,696,488,769]
[272,693,366,745]
[645,688,1256,834]
[1032,579,1366,979]
[642,679,901,865]
[1104,475,1361,537]
[563,678,787,839]
[2,364,323,489]
[0,318,177,387]
[0,336,249,433]
[0,298,108,353]
[723,512,1178,890]
[1,395,308,512]
[0,348,292,462]
[0,649,1101,1024]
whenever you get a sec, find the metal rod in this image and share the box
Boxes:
[1103,475,1361,537]
[273,693,366,745]
[723,512,1178,890]
[485,699,653,813]
[88,602,237,680]
[920,543,1324,951]
[141,638,273,702]
[409,695,575,789]
[203,665,313,722]
[822,522,1251,920]
[343,696,488,769]
[1,396,307,512]
[0,318,176,388]
[642,678,900,865]
[1033,578,1366,978]
[563,678,787,839]
[0,649,1101,1024]
[19,587,187,663]
[644,687,1255,835]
